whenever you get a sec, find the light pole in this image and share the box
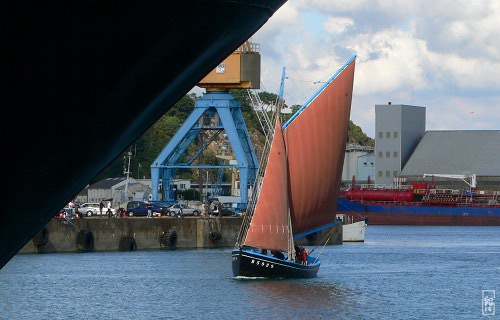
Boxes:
[124,151,132,202]
[206,170,209,202]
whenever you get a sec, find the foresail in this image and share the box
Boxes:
[243,118,290,252]
[284,55,356,236]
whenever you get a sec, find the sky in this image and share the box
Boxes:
[193,0,500,138]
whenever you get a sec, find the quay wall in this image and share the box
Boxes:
[20,217,342,254]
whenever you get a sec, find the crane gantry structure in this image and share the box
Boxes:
[423,173,477,190]
[150,41,261,208]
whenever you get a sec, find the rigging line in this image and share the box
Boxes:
[284,60,351,100]
[283,86,318,103]
[286,62,346,85]
[282,79,320,96]
[311,224,337,264]
[283,76,318,84]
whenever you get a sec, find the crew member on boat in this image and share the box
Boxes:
[272,250,285,260]
[298,247,308,265]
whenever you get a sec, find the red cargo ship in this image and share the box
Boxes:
[337,175,500,226]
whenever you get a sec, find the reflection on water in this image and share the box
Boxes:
[234,276,357,317]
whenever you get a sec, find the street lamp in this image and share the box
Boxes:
[206,170,209,202]
[124,151,132,202]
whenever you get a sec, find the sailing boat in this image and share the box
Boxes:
[232,54,356,278]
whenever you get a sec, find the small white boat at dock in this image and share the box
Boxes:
[336,214,367,242]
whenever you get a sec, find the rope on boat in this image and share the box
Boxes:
[311,225,336,265]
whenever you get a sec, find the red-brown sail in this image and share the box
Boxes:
[243,118,290,252]
[284,57,356,236]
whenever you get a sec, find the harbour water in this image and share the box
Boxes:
[1,226,498,319]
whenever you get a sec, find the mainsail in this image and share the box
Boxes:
[284,55,356,236]
[243,118,290,252]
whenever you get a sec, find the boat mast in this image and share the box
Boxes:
[279,67,295,259]
[278,67,287,123]
[286,207,295,261]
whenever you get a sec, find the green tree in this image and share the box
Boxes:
[179,189,200,201]
[348,120,374,146]
[93,95,195,182]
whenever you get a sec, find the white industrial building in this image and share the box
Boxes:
[342,144,374,185]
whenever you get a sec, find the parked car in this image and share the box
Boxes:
[78,202,115,217]
[231,207,244,217]
[167,204,201,217]
[125,201,169,217]
[149,201,170,216]
[209,202,234,216]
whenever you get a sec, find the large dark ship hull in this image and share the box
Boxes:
[338,197,500,226]
[3,1,287,270]
[232,249,320,278]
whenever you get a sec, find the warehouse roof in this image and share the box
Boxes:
[401,130,500,176]
[89,177,126,189]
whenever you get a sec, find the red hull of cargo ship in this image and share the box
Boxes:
[337,175,500,226]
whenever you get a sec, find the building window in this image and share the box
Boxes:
[386,151,390,158]
[378,132,383,139]
[393,151,398,158]
[393,171,398,177]
[386,132,390,138]
[180,184,186,190]
[378,151,383,158]
[378,171,383,177]
[386,171,390,177]
[393,131,398,138]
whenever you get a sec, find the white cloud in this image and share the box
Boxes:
[253,2,301,37]
[324,17,354,34]
[190,0,500,135]
[345,28,429,95]
[430,53,500,90]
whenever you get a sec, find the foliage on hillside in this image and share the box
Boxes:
[93,92,373,183]
[349,120,374,147]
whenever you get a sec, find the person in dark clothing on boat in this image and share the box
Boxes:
[294,243,301,262]
[260,248,268,255]
[272,250,285,260]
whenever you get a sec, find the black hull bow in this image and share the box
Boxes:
[232,249,320,278]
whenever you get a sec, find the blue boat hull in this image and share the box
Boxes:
[337,197,500,225]
[232,249,320,278]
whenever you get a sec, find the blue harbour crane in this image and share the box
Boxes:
[150,41,261,209]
